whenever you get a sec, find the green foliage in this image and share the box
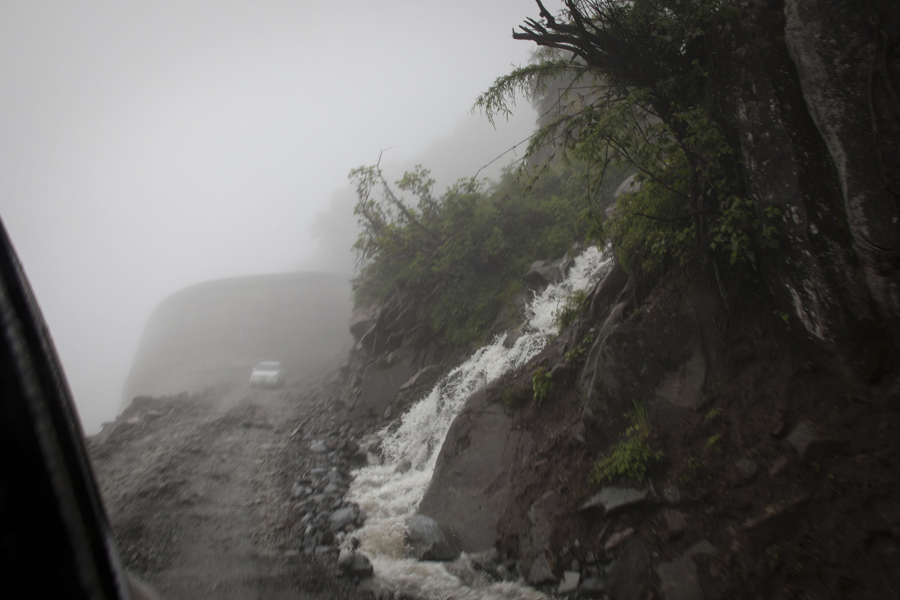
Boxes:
[532,367,553,405]
[555,289,589,331]
[477,1,782,282]
[564,332,595,363]
[351,161,589,346]
[709,197,781,266]
[765,543,782,570]
[704,407,722,422]
[591,401,664,484]
[773,309,790,328]
[705,433,724,456]
[678,456,707,484]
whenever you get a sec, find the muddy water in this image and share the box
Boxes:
[344,247,611,599]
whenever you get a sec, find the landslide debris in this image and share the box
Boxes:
[88,379,394,600]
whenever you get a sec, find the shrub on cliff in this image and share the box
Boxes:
[350,161,589,347]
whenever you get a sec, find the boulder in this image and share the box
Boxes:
[524,260,564,288]
[580,487,648,515]
[662,509,687,540]
[656,540,716,600]
[348,304,379,342]
[329,506,359,532]
[520,491,562,561]
[350,358,419,421]
[527,554,556,585]
[604,527,635,554]
[786,421,847,463]
[558,571,580,594]
[417,385,533,552]
[405,515,459,561]
[607,539,651,600]
[338,551,374,579]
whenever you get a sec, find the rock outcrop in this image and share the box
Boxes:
[711,0,899,376]
[122,272,352,406]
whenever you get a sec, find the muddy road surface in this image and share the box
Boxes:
[88,378,369,600]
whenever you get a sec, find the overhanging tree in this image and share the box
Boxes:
[477,0,778,278]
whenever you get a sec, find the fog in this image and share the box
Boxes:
[0,1,541,434]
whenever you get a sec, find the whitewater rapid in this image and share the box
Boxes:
[343,246,611,599]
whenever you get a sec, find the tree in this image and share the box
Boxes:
[349,162,589,346]
[477,1,776,279]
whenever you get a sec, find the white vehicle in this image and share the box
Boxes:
[250,361,285,388]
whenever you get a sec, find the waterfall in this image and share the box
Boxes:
[343,246,611,599]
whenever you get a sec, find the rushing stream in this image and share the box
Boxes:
[343,246,611,599]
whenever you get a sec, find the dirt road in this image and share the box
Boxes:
[88,379,364,600]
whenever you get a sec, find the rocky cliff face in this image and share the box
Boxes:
[338,5,900,598]
[711,0,899,378]
[413,258,899,599]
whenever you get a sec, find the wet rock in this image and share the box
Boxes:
[528,554,556,585]
[349,304,379,341]
[580,487,648,515]
[742,494,810,531]
[354,359,418,421]
[341,438,360,455]
[607,538,651,600]
[733,458,758,483]
[330,506,359,532]
[522,491,561,560]
[770,409,788,437]
[663,486,682,505]
[405,515,459,561]
[338,551,374,579]
[579,576,607,598]
[604,528,635,554]
[558,570,580,594]
[786,421,847,463]
[663,509,687,540]
[769,456,790,477]
[416,385,533,552]
[656,540,716,600]
[655,349,706,409]
[399,365,439,391]
[326,469,345,482]
[550,362,571,383]
[525,260,563,288]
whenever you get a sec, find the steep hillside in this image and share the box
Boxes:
[329,3,900,598]
[419,260,900,599]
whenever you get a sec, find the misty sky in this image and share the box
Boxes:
[0,1,544,433]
